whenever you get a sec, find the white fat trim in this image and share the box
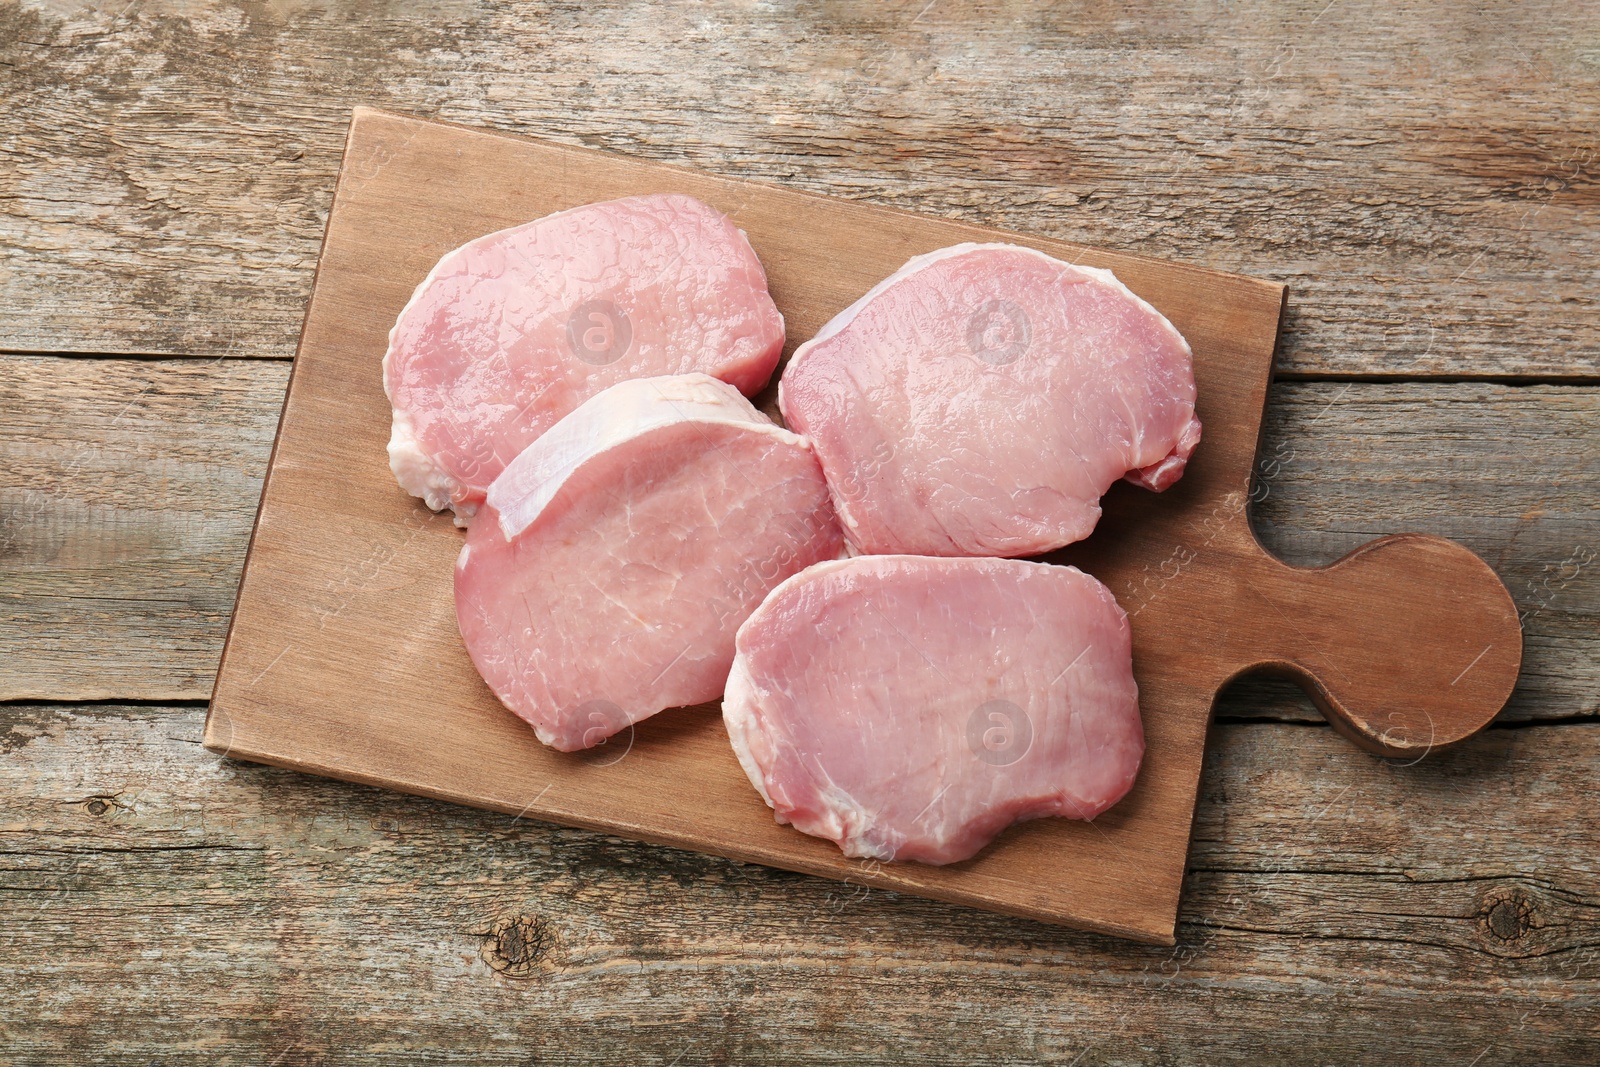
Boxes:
[486,372,810,542]
[721,655,774,808]
[386,406,468,518]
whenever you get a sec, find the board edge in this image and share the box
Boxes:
[347,105,1288,306]
[205,110,367,752]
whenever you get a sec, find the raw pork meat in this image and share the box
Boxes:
[456,373,842,752]
[779,242,1201,557]
[387,193,785,524]
[724,555,1142,865]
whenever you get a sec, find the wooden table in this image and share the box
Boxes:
[2,1,1595,1061]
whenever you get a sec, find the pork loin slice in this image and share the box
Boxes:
[779,242,1201,557]
[724,555,1143,865]
[387,193,785,525]
[456,374,843,752]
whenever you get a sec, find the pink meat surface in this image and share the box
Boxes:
[779,242,1201,557]
[724,555,1143,865]
[456,374,842,752]
[386,193,785,525]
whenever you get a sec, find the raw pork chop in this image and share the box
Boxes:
[724,555,1142,865]
[456,373,843,752]
[387,193,785,524]
[779,242,1201,557]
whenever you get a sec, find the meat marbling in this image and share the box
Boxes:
[456,373,843,752]
[387,193,784,525]
[724,554,1143,865]
[779,242,1201,557]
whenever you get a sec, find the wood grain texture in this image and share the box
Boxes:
[0,0,1594,1049]
[0,354,288,700]
[1,701,1595,1064]
[4,357,1593,721]
[1,0,1595,376]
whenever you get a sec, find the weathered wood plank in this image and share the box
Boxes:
[0,702,1594,1063]
[1,0,1595,376]
[0,356,287,700]
[3,356,1593,722]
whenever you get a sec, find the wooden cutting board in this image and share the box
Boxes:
[206,108,1522,944]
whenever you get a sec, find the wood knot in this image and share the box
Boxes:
[479,915,555,979]
[81,795,123,818]
[1479,887,1538,944]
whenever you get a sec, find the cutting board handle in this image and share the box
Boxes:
[1243,533,1522,757]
